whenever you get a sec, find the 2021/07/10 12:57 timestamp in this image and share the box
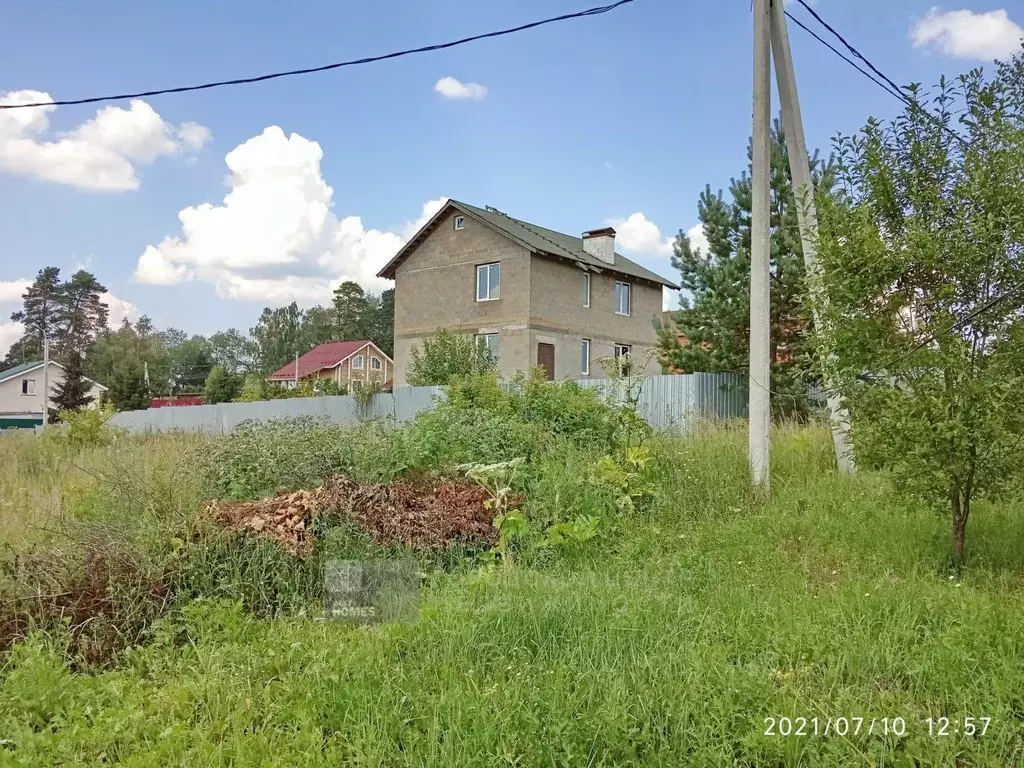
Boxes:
[763,716,993,738]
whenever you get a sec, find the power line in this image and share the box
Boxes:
[791,0,906,99]
[787,0,971,149]
[0,0,635,110]
[783,11,906,104]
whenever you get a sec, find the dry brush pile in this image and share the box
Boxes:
[206,476,502,555]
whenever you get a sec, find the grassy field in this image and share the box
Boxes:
[3,398,1024,765]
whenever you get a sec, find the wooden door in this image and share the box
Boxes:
[537,343,555,381]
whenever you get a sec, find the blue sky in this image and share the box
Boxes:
[1,0,1021,353]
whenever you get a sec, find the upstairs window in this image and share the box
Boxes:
[371,357,382,370]
[614,282,631,316]
[476,263,500,301]
[582,273,591,307]
[352,355,364,370]
[22,379,35,395]
[454,215,465,230]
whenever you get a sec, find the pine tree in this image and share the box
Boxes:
[658,117,829,416]
[8,267,62,364]
[333,281,371,340]
[57,270,109,357]
[51,351,94,414]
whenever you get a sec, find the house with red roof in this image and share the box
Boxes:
[266,340,394,390]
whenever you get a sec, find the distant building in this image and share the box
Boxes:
[378,199,679,386]
[266,341,394,389]
[0,360,107,429]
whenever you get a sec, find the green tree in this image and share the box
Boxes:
[302,305,337,349]
[56,270,109,358]
[333,281,371,340]
[407,329,497,386]
[6,267,62,366]
[817,63,1024,567]
[204,365,243,404]
[658,118,828,416]
[236,374,270,402]
[368,288,395,356]
[51,350,94,417]
[165,332,214,392]
[209,328,255,375]
[251,303,304,373]
[107,357,151,411]
[86,316,167,388]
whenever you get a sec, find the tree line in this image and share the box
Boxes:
[2,275,394,412]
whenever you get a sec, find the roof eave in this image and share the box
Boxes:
[377,200,540,280]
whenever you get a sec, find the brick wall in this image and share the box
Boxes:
[391,210,663,384]
[393,212,533,385]
[528,256,662,379]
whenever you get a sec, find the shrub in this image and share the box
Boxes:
[203,366,242,404]
[54,406,119,448]
[206,417,358,499]
[406,329,497,386]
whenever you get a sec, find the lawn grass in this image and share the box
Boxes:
[3,422,1024,766]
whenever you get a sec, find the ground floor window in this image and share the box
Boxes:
[581,339,591,375]
[614,344,633,376]
[475,333,500,363]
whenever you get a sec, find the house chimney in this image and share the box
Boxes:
[582,227,616,265]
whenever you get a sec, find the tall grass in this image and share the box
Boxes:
[3,418,1024,765]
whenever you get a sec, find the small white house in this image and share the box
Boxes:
[0,360,107,428]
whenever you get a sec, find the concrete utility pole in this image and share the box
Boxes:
[40,333,49,431]
[749,0,773,490]
[294,352,300,388]
[770,0,856,474]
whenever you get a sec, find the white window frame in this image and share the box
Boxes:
[22,378,35,395]
[614,282,631,316]
[614,344,632,374]
[581,339,591,376]
[476,262,500,302]
[370,357,382,370]
[454,215,465,231]
[475,333,500,362]
[582,272,591,308]
[352,354,364,370]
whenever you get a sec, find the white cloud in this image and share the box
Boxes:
[177,122,212,151]
[134,125,443,304]
[686,223,710,255]
[0,90,211,191]
[134,246,193,286]
[912,8,1023,60]
[102,293,138,328]
[402,197,448,239]
[434,76,489,101]
[607,212,674,256]
[0,279,30,303]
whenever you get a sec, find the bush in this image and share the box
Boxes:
[406,329,497,386]
[206,417,358,499]
[54,406,120,448]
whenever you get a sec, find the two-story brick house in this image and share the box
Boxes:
[378,200,679,386]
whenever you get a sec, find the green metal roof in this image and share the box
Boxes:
[379,199,680,289]
[0,359,107,389]
[0,360,44,383]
